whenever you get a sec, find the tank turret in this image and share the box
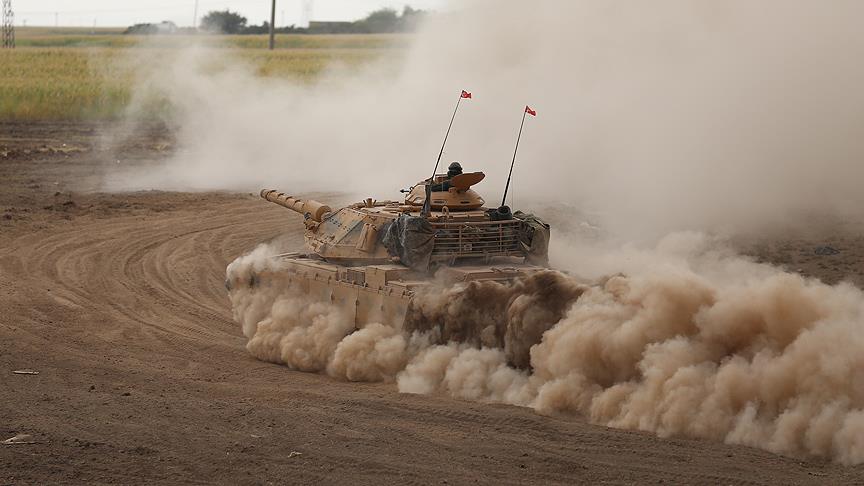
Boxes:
[403,171,486,211]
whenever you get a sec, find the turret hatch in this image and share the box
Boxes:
[405,171,486,210]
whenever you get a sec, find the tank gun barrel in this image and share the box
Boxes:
[260,189,332,222]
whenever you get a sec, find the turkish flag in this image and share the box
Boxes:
[461,90,472,99]
[525,106,537,116]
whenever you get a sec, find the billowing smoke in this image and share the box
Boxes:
[112,0,864,238]
[227,239,864,464]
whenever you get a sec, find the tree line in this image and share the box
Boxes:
[125,7,428,35]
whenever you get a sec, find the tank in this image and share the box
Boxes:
[227,168,552,353]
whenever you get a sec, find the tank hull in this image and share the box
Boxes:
[228,253,546,332]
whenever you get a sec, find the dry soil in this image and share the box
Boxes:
[2,122,863,485]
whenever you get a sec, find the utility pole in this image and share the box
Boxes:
[1,0,14,49]
[268,0,276,50]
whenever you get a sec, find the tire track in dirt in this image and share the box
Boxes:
[4,200,292,359]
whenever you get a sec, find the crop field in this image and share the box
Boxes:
[0,28,408,120]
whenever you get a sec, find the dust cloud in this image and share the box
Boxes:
[114,0,864,466]
[227,237,864,465]
[113,0,864,238]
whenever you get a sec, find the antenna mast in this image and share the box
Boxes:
[422,90,471,216]
[2,0,14,49]
[501,106,536,207]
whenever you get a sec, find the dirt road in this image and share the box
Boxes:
[1,122,862,484]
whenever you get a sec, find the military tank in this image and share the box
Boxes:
[227,163,553,356]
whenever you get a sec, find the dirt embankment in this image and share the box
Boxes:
[2,122,863,485]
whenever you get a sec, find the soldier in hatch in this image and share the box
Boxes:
[429,162,463,192]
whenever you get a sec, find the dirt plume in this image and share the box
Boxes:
[530,270,864,464]
[227,239,864,465]
[328,323,414,382]
[405,270,586,368]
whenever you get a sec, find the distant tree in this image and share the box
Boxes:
[200,10,247,34]
[353,7,428,34]
[398,6,427,31]
[356,8,400,33]
[124,21,178,35]
[125,23,157,35]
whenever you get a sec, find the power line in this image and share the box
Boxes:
[2,0,14,49]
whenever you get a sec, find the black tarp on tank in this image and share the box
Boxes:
[514,211,550,266]
[382,214,435,271]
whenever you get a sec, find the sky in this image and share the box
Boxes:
[14,0,447,28]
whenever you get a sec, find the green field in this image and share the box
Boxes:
[0,28,409,120]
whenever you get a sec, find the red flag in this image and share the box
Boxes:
[525,105,537,116]
[461,90,472,99]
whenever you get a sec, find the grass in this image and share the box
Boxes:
[0,29,408,120]
[1,48,127,119]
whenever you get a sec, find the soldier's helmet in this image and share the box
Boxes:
[447,162,463,177]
